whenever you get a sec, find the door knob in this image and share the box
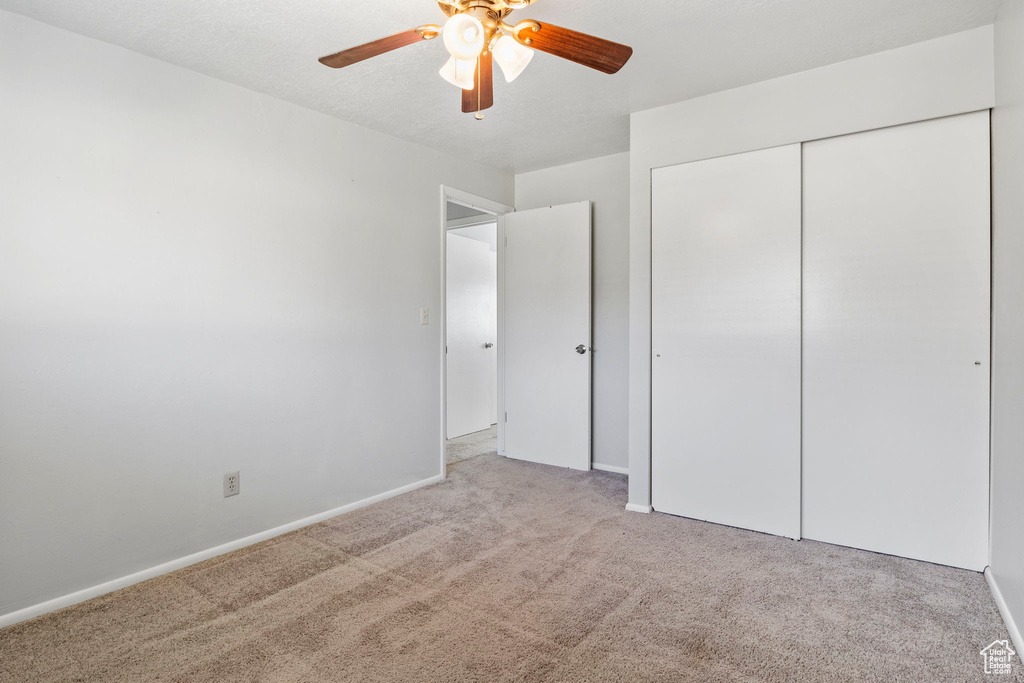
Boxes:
[576,345,588,355]
[484,343,494,349]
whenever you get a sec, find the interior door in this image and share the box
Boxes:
[504,202,592,470]
[446,233,497,438]
[487,248,498,426]
[651,144,802,539]
[802,112,990,570]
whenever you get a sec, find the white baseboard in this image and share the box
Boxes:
[593,462,629,475]
[625,503,653,514]
[986,567,1024,659]
[0,474,443,629]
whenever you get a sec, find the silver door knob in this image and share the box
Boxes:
[484,343,494,349]
[576,345,588,355]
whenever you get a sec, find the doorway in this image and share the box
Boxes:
[439,188,594,477]
[440,188,512,476]
[446,215,498,464]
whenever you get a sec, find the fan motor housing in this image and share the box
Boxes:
[439,0,531,20]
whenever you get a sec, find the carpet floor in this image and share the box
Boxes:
[445,425,497,465]
[0,454,1018,682]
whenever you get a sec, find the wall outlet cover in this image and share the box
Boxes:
[420,307,430,325]
[224,471,240,497]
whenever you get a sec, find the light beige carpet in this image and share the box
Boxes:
[445,425,497,465]
[1,454,1019,682]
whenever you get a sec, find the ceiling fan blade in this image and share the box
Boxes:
[516,22,632,74]
[462,52,494,114]
[319,29,430,69]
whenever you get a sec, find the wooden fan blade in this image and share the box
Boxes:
[462,52,494,113]
[319,29,427,69]
[517,22,632,74]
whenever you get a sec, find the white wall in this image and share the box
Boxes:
[990,0,1024,651]
[515,153,630,472]
[449,223,498,252]
[627,26,995,509]
[0,10,512,620]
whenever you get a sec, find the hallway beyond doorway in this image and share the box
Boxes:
[446,426,497,467]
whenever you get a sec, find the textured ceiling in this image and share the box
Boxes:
[0,0,998,171]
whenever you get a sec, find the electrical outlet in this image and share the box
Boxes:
[224,471,240,497]
[420,308,430,325]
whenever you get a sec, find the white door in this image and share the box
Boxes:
[446,233,497,438]
[802,112,990,570]
[504,202,592,470]
[486,249,498,426]
[651,145,802,539]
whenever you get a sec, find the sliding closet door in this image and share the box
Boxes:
[652,145,801,539]
[803,112,990,570]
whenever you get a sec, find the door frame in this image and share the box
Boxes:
[439,186,514,478]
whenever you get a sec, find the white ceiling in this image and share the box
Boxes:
[0,0,997,172]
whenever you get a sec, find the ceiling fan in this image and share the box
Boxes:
[318,0,633,119]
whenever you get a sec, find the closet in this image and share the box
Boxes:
[651,112,991,570]
[651,145,802,539]
[801,113,990,570]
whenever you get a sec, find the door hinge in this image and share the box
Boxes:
[504,412,508,423]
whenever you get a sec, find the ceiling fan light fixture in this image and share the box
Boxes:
[492,34,534,83]
[318,4,634,116]
[439,56,477,90]
[442,14,485,61]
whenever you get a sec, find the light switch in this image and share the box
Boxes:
[420,308,430,325]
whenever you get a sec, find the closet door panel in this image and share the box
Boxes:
[652,144,802,539]
[802,112,991,570]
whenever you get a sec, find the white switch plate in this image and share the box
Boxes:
[420,308,430,325]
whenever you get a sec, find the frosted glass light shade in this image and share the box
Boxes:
[493,34,533,83]
[439,56,476,90]
[443,14,485,61]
